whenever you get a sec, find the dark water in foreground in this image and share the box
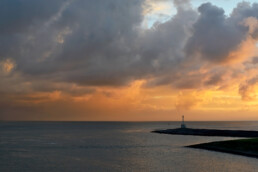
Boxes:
[1,121,258,172]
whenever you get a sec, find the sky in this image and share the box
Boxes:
[1,0,258,121]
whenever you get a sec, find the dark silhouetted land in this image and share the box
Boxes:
[152,128,258,137]
[187,138,258,158]
[153,128,258,158]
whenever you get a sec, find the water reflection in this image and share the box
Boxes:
[0,122,258,172]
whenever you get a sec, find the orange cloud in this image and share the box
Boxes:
[0,58,15,74]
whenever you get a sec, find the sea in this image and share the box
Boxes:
[1,121,258,172]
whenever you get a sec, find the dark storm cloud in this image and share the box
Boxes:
[185,3,248,63]
[231,2,258,21]
[10,0,145,86]
[0,0,258,91]
[0,0,64,34]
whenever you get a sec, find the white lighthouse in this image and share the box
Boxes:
[181,115,186,128]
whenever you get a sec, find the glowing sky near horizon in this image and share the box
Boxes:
[1,0,258,121]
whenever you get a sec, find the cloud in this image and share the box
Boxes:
[185,3,249,63]
[239,76,258,101]
[0,58,15,74]
[1,0,258,88]
[1,0,258,120]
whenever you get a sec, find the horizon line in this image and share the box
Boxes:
[1,120,258,122]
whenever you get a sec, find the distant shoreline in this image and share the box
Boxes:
[152,128,258,137]
[152,128,258,158]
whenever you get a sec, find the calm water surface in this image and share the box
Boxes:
[1,121,258,172]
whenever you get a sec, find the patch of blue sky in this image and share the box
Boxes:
[143,0,258,29]
[192,0,258,16]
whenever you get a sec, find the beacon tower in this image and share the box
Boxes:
[181,115,186,128]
